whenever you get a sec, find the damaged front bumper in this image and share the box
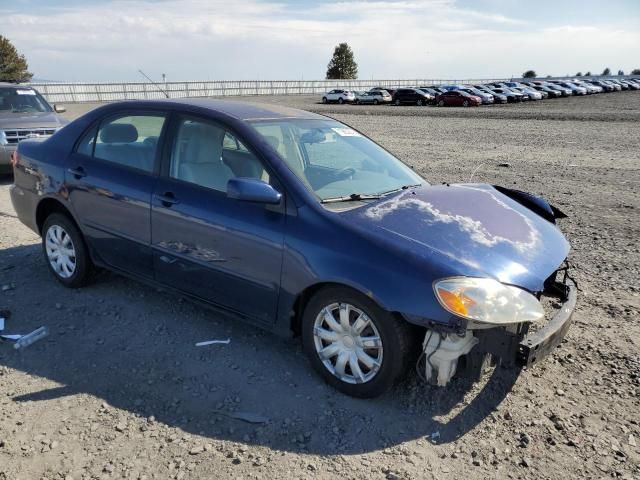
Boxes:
[517,280,577,367]
[422,276,577,386]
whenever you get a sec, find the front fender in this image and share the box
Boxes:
[275,206,464,336]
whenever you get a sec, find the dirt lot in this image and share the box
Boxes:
[1,92,639,480]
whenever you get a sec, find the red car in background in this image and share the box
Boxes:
[435,90,482,107]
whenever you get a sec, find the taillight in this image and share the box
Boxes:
[10,151,18,167]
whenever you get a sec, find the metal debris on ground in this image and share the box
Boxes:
[0,310,49,350]
[195,338,231,347]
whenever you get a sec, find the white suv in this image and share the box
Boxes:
[321,89,356,104]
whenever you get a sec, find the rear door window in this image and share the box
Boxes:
[94,114,166,173]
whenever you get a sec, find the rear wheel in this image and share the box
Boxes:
[42,213,93,288]
[302,287,415,398]
[394,99,401,106]
[373,99,379,105]
[338,98,344,104]
[438,100,445,107]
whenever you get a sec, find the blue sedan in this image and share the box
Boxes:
[9,99,577,397]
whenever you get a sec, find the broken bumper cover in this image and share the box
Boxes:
[517,280,577,367]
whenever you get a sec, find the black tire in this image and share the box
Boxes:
[322,97,328,104]
[463,100,469,107]
[301,286,415,398]
[354,99,359,105]
[394,99,401,106]
[338,97,344,104]
[437,100,445,107]
[373,99,379,105]
[42,213,93,288]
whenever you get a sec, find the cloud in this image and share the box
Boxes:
[3,0,639,81]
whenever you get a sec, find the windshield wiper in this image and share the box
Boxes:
[321,193,382,204]
[377,183,422,196]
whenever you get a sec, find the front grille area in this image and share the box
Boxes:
[3,128,56,144]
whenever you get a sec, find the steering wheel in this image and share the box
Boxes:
[331,167,356,181]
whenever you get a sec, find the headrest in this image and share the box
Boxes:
[264,135,280,150]
[100,123,138,143]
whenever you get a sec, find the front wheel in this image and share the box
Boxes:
[338,97,344,104]
[302,287,415,398]
[322,97,328,104]
[438,100,445,107]
[463,100,469,107]
[394,99,401,106]
[373,99,379,105]
[42,213,93,288]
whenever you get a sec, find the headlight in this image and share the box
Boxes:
[0,130,7,146]
[434,277,544,325]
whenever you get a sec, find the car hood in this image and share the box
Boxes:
[0,111,67,128]
[340,184,570,292]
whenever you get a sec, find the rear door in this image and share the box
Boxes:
[66,111,167,278]
[151,113,285,325]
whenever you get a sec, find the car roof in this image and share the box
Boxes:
[93,98,325,121]
[0,82,34,88]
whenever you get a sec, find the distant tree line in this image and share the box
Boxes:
[524,67,640,78]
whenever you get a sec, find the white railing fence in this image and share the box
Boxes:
[29,78,511,103]
[28,76,638,104]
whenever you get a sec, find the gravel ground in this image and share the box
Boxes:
[1,92,639,480]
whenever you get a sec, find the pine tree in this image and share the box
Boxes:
[326,43,358,80]
[0,35,33,83]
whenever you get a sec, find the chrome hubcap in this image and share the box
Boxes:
[313,303,383,384]
[45,225,76,279]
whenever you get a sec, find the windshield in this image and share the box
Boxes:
[0,87,52,113]
[250,118,424,202]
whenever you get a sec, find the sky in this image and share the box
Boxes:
[3,0,640,82]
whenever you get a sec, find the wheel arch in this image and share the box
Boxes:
[288,281,403,337]
[36,197,80,235]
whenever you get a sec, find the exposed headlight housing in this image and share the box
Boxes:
[434,277,544,325]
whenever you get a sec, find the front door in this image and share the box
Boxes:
[66,111,167,278]
[151,114,285,325]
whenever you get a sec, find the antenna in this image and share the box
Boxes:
[468,162,485,183]
[138,69,169,98]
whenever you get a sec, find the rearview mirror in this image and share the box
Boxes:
[300,130,325,144]
[54,104,66,113]
[227,178,282,205]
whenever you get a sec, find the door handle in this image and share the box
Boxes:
[155,192,179,207]
[68,166,86,179]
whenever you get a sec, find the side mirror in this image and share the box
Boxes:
[227,178,282,205]
[53,104,66,113]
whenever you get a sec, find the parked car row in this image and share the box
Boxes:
[321,77,640,108]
